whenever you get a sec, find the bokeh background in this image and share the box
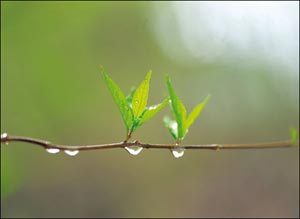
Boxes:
[1,1,299,218]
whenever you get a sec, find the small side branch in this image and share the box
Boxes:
[1,133,297,151]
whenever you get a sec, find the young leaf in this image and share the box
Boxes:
[166,75,187,141]
[126,87,136,105]
[186,94,211,130]
[101,68,133,132]
[132,70,152,120]
[163,116,178,140]
[136,97,169,127]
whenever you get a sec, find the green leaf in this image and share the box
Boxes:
[290,128,298,145]
[163,116,178,140]
[101,67,133,132]
[132,70,152,120]
[136,97,169,127]
[126,87,136,105]
[186,94,211,130]
[166,75,187,141]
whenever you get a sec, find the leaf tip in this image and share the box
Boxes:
[99,65,105,72]
[146,70,152,81]
[165,74,170,82]
[204,94,212,103]
[100,65,108,78]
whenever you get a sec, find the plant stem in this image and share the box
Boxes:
[1,133,297,151]
[125,127,134,142]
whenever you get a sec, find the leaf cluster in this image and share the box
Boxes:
[101,67,210,143]
[165,76,210,143]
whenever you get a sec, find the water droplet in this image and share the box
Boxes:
[64,150,79,156]
[1,133,8,139]
[46,148,60,154]
[169,122,178,137]
[1,133,9,145]
[125,146,143,155]
[148,106,156,110]
[172,147,185,158]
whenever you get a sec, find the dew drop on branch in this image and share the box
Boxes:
[171,147,185,158]
[1,133,8,139]
[64,150,79,156]
[125,146,143,155]
[46,148,60,154]
[1,133,9,145]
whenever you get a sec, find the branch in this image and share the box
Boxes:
[1,133,297,152]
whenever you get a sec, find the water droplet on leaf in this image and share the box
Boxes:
[64,150,79,156]
[148,106,155,110]
[172,147,185,158]
[125,146,143,155]
[46,148,60,154]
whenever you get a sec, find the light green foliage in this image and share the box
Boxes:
[126,87,136,105]
[102,67,133,132]
[166,75,187,141]
[137,97,169,127]
[166,75,210,143]
[132,70,152,120]
[186,94,211,130]
[102,68,167,139]
[102,69,210,141]
[163,116,178,140]
[290,128,298,145]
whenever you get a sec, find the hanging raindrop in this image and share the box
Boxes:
[46,148,60,154]
[125,146,143,155]
[171,147,185,158]
[1,133,9,145]
[64,150,79,156]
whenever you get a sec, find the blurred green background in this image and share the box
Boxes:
[1,1,299,218]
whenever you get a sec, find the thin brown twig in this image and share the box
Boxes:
[0,133,297,152]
